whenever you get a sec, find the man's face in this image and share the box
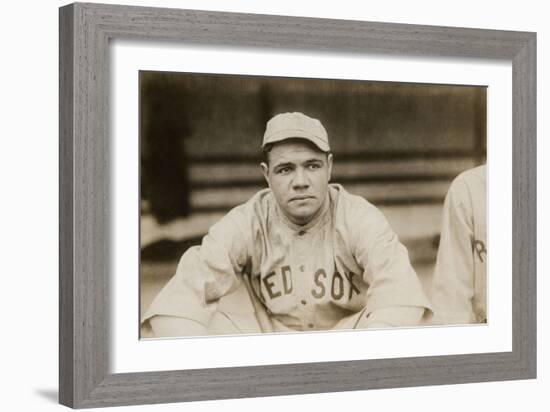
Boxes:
[261,140,333,226]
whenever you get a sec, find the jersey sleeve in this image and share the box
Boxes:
[352,200,432,317]
[431,178,476,324]
[141,208,251,328]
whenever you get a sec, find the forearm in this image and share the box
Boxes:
[357,306,425,329]
[148,315,209,337]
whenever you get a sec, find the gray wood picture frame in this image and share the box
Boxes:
[59,2,536,409]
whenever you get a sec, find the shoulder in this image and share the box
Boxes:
[329,183,390,238]
[447,165,486,204]
[218,188,274,231]
[329,184,397,256]
[329,183,384,220]
[203,188,274,246]
[453,165,486,187]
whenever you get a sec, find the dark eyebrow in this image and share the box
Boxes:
[301,158,325,167]
[273,161,294,171]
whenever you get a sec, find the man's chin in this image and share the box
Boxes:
[288,209,316,225]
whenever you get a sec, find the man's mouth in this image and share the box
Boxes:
[290,195,315,202]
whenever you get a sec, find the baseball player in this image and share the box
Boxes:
[430,165,487,325]
[142,112,432,337]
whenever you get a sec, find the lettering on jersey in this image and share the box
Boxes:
[311,269,360,301]
[262,266,361,302]
[263,271,281,299]
[312,269,327,299]
[331,272,344,299]
[343,271,360,299]
[281,265,293,294]
[262,266,293,300]
[473,239,487,263]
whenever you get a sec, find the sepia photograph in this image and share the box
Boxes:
[138,71,487,339]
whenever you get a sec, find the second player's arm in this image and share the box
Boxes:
[430,179,476,325]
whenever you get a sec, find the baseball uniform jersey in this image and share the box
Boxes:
[431,165,487,324]
[142,183,432,334]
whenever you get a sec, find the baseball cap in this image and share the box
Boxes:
[262,112,330,152]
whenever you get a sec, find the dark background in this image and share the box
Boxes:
[139,71,486,316]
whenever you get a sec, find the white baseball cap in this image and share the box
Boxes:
[262,112,331,152]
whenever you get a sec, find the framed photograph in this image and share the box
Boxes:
[59,2,536,408]
[137,71,487,341]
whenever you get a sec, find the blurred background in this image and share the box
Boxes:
[139,71,486,318]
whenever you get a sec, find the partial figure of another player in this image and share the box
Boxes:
[431,165,487,325]
[141,112,433,337]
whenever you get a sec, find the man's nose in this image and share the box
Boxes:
[292,168,309,189]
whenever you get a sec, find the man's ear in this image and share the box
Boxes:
[260,162,270,186]
[327,153,333,182]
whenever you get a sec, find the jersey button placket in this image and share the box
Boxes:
[294,233,310,325]
[294,229,317,331]
[297,269,308,318]
[298,264,308,314]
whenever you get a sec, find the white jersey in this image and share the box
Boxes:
[431,165,487,324]
[143,184,432,332]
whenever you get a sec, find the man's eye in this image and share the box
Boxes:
[308,164,321,170]
[277,167,291,174]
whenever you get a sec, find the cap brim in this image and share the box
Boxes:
[262,129,330,152]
